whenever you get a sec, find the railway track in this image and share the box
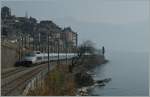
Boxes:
[1,64,48,96]
[1,67,28,79]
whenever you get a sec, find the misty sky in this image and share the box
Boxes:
[1,0,150,53]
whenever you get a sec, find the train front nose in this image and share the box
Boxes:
[21,57,34,66]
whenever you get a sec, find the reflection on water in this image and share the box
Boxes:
[90,51,149,96]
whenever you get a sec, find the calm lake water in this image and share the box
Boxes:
[90,51,149,96]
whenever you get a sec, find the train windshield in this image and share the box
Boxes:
[25,52,36,57]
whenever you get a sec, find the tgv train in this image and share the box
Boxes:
[15,51,77,67]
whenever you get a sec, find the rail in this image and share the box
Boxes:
[1,58,73,96]
[1,64,48,96]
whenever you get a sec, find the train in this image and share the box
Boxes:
[15,51,78,67]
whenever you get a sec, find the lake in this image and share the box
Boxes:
[90,51,149,96]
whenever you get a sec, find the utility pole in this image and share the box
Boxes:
[38,32,41,51]
[32,32,35,51]
[24,34,27,48]
[65,41,68,64]
[48,34,50,72]
[21,35,24,48]
[28,34,30,49]
[18,32,21,61]
[76,33,78,49]
[21,35,24,57]
[18,38,20,61]
[57,39,60,65]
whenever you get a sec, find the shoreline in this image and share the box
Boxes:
[27,54,108,96]
[72,55,109,96]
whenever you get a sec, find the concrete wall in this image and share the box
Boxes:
[1,45,18,69]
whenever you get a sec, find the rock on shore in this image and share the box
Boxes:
[73,54,109,95]
[74,72,94,87]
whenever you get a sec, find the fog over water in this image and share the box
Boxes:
[90,51,149,96]
[1,0,149,96]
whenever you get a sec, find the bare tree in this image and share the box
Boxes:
[81,40,96,54]
[69,40,96,73]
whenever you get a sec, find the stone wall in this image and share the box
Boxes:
[1,45,18,69]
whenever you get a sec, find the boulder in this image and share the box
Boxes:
[95,78,112,84]
[74,72,94,87]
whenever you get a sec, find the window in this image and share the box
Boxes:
[37,56,42,60]
[25,52,36,57]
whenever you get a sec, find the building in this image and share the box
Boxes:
[62,27,78,52]
[62,27,78,47]
[1,6,17,39]
[1,6,11,19]
[1,6,78,53]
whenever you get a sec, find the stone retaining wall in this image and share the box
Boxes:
[1,45,18,69]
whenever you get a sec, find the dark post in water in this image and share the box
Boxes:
[102,46,105,56]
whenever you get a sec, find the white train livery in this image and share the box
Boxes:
[15,51,77,66]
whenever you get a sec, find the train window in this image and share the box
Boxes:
[37,56,42,60]
[25,53,36,57]
[44,56,48,59]
[36,51,41,54]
